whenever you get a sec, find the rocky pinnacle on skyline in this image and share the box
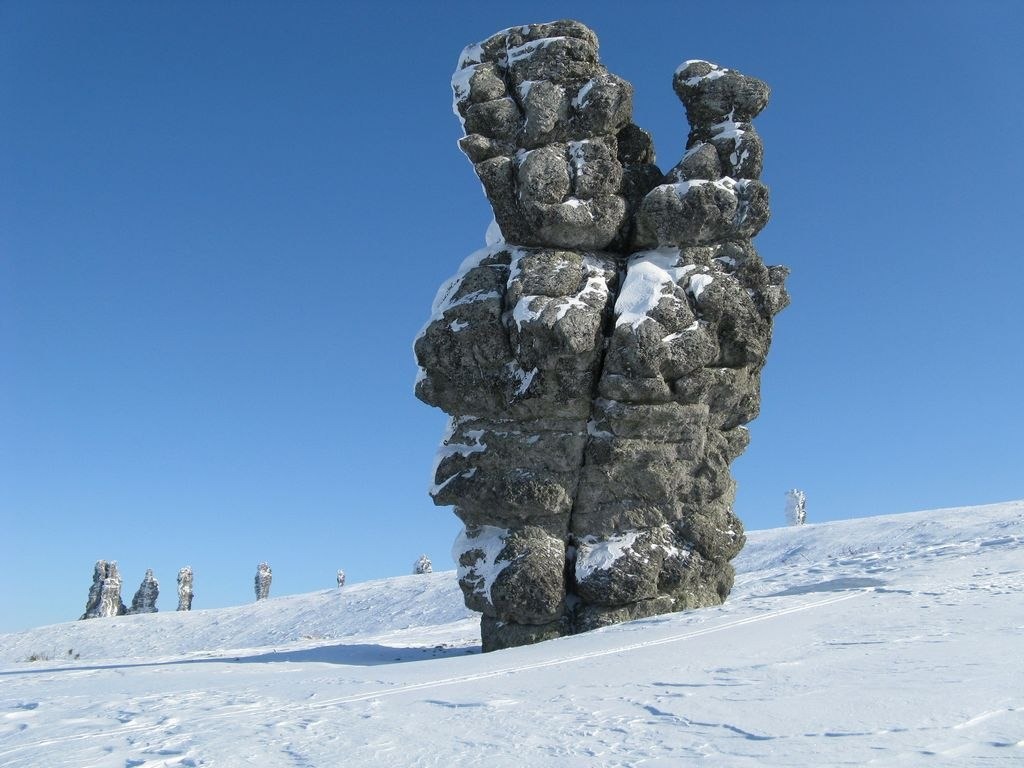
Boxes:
[177,566,194,611]
[80,560,127,620]
[128,568,159,614]
[414,20,788,651]
[254,562,272,602]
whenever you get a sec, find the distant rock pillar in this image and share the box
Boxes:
[786,489,807,525]
[336,569,346,588]
[80,560,127,619]
[129,569,159,614]
[255,562,272,601]
[177,566,194,611]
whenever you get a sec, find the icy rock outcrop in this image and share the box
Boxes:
[129,569,159,614]
[255,562,272,601]
[177,566,194,611]
[416,21,789,651]
[337,569,346,588]
[413,555,433,574]
[786,488,807,526]
[80,560,127,619]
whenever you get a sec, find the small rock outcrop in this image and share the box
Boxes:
[786,488,807,526]
[415,20,788,651]
[337,569,346,588]
[80,560,127,619]
[413,555,433,575]
[128,569,159,614]
[177,566,194,611]
[255,562,272,601]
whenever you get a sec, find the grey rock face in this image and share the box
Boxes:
[633,178,770,247]
[450,20,651,251]
[177,566,194,611]
[80,560,127,619]
[413,555,433,574]
[417,21,789,651]
[255,562,272,601]
[129,569,159,614]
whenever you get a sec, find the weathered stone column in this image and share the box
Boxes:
[415,21,788,651]
[80,560,127,619]
[128,569,159,614]
[254,562,272,601]
[574,59,789,631]
[177,566,194,611]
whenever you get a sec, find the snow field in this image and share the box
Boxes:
[1,501,1021,766]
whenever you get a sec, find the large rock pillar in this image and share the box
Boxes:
[415,21,788,650]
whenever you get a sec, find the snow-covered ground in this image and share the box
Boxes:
[2,501,1021,767]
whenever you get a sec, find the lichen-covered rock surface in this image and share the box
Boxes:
[415,21,789,651]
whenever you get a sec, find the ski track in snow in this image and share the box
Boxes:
[1,501,1022,766]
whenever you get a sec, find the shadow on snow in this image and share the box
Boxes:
[1,641,480,676]
[764,577,886,598]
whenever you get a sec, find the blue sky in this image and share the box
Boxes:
[2,1,1022,633]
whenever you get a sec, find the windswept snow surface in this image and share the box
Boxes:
[2,501,1022,766]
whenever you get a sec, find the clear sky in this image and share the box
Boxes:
[2,1,1022,633]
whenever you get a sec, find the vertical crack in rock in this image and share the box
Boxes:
[415,21,789,651]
